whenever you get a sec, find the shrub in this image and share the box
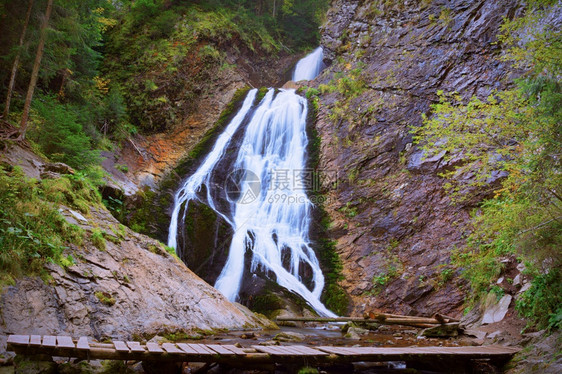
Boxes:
[29,95,100,169]
[0,166,85,286]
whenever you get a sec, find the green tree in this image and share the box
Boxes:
[412,0,561,329]
[19,0,53,139]
[3,0,33,119]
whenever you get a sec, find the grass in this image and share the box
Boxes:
[0,165,93,287]
[91,229,107,251]
[95,291,116,306]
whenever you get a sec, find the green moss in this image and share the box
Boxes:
[147,243,159,254]
[91,229,106,251]
[100,360,133,373]
[251,292,286,318]
[298,367,319,374]
[95,291,116,306]
[162,331,202,342]
[0,166,90,286]
[256,86,269,102]
[304,97,349,315]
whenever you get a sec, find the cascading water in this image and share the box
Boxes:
[292,46,324,81]
[168,47,335,317]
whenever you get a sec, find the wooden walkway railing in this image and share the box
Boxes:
[7,334,520,367]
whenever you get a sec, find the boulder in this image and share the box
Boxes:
[42,162,75,175]
[420,323,460,338]
[481,294,512,324]
[273,331,305,342]
[345,327,369,340]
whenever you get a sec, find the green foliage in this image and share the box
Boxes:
[90,228,106,251]
[28,95,100,169]
[298,367,319,374]
[339,202,358,218]
[369,265,398,295]
[162,331,202,342]
[516,267,562,331]
[95,291,116,306]
[314,208,348,315]
[0,166,86,286]
[103,1,327,132]
[305,95,348,316]
[114,164,128,173]
[413,1,561,329]
[437,266,454,287]
[319,67,367,123]
[42,173,102,213]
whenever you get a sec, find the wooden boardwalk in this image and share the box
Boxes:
[7,334,520,367]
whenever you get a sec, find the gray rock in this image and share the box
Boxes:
[463,329,487,340]
[273,331,305,342]
[421,323,460,338]
[68,209,88,223]
[42,163,75,175]
[481,295,512,324]
[519,282,532,294]
[345,326,369,340]
[487,330,504,340]
[407,150,447,174]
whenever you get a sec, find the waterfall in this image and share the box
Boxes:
[168,47,335,317]
[293,47,324,81]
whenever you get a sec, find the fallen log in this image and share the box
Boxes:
[274,317,437,328]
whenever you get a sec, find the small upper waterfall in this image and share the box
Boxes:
[168,47,335,317]
[293,47,324,81]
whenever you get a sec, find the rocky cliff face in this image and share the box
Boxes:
[0,145,267,354]
[107,53,300,194]
[311,0,521,317]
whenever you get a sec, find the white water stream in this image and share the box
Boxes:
[168,47,335,317]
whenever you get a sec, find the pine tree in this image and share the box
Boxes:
[3,0,34,119]
[18,0,53,140]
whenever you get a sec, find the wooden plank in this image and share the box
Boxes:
[57,336,75,349]
[162,343,184,354]
[177,343,200,355]
[221,345,247,355]
[76,337,90,350]
[113,341,129,352]
[29,335,42,346]
[252,345,282,355]
[316,345,521,357]
[146,342,164,353]
[7,335,29,346]
[42,336,57,348]
[276,346,306,355]
[253,345,312,356]
[206,344,236,356]
[187,343,216,355]
[290,345,329,356]
[127,341,145,353]
[317,346,356,356]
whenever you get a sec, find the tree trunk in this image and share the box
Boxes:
[3,0,34,119]
[19,0,53,140]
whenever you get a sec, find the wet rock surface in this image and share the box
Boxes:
[312,0,521,317]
